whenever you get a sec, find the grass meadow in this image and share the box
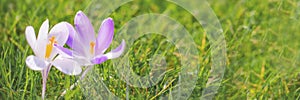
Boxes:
[0,0,300,99]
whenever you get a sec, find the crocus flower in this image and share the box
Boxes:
[56,11,125,69]
[57,11,125,96]
[25,19,82,99]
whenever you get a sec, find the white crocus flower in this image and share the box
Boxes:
[25,19,82,99]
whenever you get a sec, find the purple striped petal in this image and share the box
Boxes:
[91,55,108,64]
[104,39,125,59]
[54,44,73,58]
[65,23,88,57]
[95,18,114,55]
[65,23,76,48]
[74,11,95,46]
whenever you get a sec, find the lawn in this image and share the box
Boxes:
[0,0,300,99]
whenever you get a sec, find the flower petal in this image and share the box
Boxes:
[25,26,36,51]
[95,18,114,55]
[91,55,108,64]
[104,39,126,59]
[52,56,82,75]
[54,44,73,58]
[92,40,125,64]
[36,19,49,58]
[74,11,95,45]
[65,23,76,47]
[26,55,49,70]
[65,23,87,57]
[54,44,92,66]
[48,22,69,46]
[74,57,92,66]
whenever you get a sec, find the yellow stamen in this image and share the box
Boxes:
[45,37,56,58]
[90,42,95,54]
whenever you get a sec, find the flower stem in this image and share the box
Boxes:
[42,63,52,100]
[60,65,93,97]
[80,65,93,79]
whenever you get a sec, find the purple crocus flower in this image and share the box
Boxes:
[57,11,125,96]
[56,11,125,69]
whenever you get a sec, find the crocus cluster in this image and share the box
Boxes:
[25,11,125,99]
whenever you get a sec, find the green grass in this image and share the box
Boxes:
[0,0,300,99]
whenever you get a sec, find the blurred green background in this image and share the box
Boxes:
[0,0,300,99]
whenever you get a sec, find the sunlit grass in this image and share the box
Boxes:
[0,0,300,99]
